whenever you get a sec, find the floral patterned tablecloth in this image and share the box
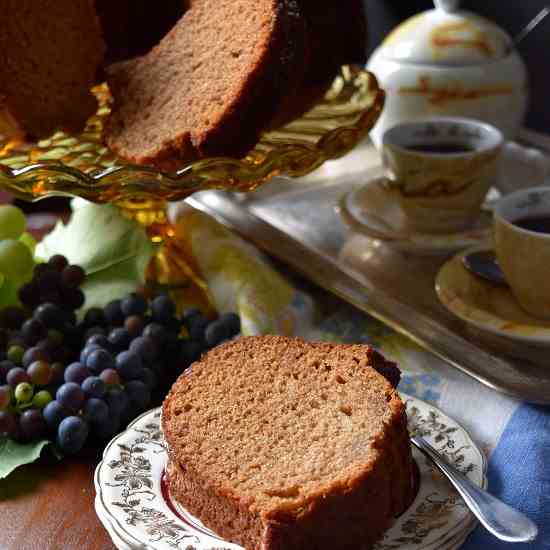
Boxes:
[13,189,550,550]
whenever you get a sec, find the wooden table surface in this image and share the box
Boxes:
[0,450,114,550]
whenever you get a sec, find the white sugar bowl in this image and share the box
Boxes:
[367,0,529,147]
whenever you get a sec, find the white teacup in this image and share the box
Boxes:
[382,118,503,234]
[494,187,550,320]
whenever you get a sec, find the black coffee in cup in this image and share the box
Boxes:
[404,143,476,155]
[512,215,550,235]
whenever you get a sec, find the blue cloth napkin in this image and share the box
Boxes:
[463,404,550,550]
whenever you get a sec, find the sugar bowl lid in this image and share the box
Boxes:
[379,0,513,66]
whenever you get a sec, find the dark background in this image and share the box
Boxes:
[365,0,550,133]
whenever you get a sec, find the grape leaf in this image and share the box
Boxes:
[0,438,51,479]
[77,253,154,310]
[35,201,157,309]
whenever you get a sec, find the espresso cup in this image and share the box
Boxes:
[382,118,503,234]
[494,187,550,320]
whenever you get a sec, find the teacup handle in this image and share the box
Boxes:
[434,0,460,13]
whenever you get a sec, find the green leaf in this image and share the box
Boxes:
[82,253,153,310]
[35,201,156,309]
[0,438,50,479]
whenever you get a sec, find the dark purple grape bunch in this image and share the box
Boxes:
[0,255,88,449]
[0,268,241,457]
[18,254,85,312]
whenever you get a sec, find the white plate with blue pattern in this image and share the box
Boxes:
[94,394,486,550]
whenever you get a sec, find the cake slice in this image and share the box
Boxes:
[0,0,104,139]
[162,335,414,550]
[104,0,307,168]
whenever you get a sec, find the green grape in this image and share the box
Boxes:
[15,381,33,403]
[7,345,25,364]
[32,389,53,409]
[0,278,20,309]
[0,240,34,282]
[0,205,26,240]
[19,232,37,254]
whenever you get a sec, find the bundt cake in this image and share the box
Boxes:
[162,335,414,550]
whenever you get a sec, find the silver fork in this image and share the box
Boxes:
[411,435,538,543]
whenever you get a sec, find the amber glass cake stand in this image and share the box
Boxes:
[0,67,384,308]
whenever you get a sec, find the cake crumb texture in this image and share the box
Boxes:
[0,0,104,139]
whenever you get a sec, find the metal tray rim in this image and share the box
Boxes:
[187,188,550,405]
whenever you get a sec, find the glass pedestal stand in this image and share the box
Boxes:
[0,67,384,311]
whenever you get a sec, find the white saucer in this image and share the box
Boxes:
[436,246,550,346]
[339,177,492,255]
[94,395,486,550]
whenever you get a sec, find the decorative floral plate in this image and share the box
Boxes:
[436,246,550,346]
[94,394,486,550]
[338,178,492,256]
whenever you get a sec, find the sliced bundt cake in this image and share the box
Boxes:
[104,0,307,168]
[162,335,414,550]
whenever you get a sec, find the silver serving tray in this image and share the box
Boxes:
[188,134,550,404]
